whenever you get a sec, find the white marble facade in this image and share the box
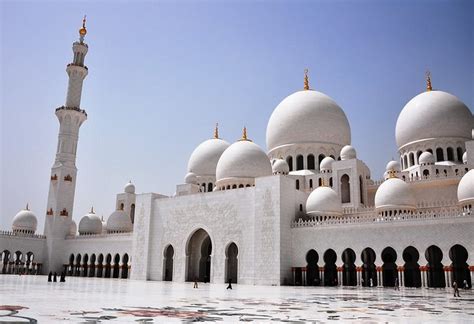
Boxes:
[2,23,474,290]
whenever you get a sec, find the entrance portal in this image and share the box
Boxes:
[186,229,212,282]
[225,242,238,284]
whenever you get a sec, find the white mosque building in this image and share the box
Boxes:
[1,20,473,289]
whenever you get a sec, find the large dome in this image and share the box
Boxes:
[216,138,272,182]
[306,186,343,217]
[78,208,102,235]
[375,177,416,212]
[12,207,37,234]
[396,90,473,149]
[187,138,230,177]
[266,90,351,152]
[106,209,132,233]
[457,169,474,206]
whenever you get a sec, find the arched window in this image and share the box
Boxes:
[309,179,313,189]
[318,154,325,168]
[296,179,300,190]
[409,153,415,167]
[423,169,429,177]
[341,174,350,203]
[403,155,408,169]
[307,154,315,170]
[447,147,454,161]
[329,177,333,187]
[296,155,304,170]
[318,178,322,186]
[299,204,303,212]
[287,156,293,171]
[457,147,463,162]
[436,148,444,162]
[130,204,135,224]
[208,183,213,192]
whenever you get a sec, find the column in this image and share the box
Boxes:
[399,268,404,287]
[302,268,306,286]
[292,268,295,286]
[357,268,361,286]
[445,267,451,288]
[421,267,427,287]
[320,268,325,286]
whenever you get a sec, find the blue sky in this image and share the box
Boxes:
[1,0,473,232]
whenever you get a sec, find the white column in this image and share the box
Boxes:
[357,269,361,286]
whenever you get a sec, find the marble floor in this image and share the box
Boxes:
[0,275,473,323]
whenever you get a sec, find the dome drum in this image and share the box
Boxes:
[375,176,417,216]
[12,208,38,234]
[216,177,256,190]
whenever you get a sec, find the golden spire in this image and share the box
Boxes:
[426,70,432,92]
[90,206,94,214]
[304,68,310,90]
[238,126,252,142]
[25,203,29,210]
[79,15,87,38]
[214,123,219,139]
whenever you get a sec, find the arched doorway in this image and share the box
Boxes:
[186,228,212,282]
[164,245,174,281]
[97,254,104,278]
[68,254,74,276]
[113,254,120,278]
[381,247,397,287]
[425,245,445,287]
[122,254,129,279]
[225,243,238,284]
[83,254,89,277]
[1,250,11,274]
[342,248,357,286]
[105,254,112,278]
[403,246,421,287]
[449,244,471,289]
[89,254,96,277]
[306,249,320,286]
[361,248,377,287]
[75,254,81,276]
[323,249,338,286]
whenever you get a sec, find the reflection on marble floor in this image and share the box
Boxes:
[0,276,473,323]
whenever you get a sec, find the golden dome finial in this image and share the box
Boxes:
[90,206,94,214]
[214,123,219,139]
[426,70,432,92]
[79,15,87,39]
[238,126,252,141]
[26,203,29,210]
[387,168,397,179]
[304,68,310,90]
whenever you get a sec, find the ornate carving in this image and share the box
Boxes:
[50,174,58,181]
[64,174,73,182]
[46,208,53,216]
[60,208,68,216]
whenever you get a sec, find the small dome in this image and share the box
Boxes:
[419,151,435,165]
[78,208,102,235]
[107,209,132,233]
[184,172,198,184]
[266,90,351,152]
[306,186,343,217]
[457,169,474,206]
[396,90,473,149]
[124,181,135,194]
[320,156,335,171]
[375,176,416,213]
[216,139,272,183]
[463,152,467,164]
[340,145,357,160]
[272,158,289,175]
[187,137,230,176]
[386,160,401,172]
[69,220,77,236]
[12,207,37,234]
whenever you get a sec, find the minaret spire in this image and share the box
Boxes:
[238,126,252,142]
[79,15,87,43]
[214,123,219,139]
[304,68,310,90]
[426,71,432,92]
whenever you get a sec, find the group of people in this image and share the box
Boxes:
[192,278,233,290]
[453,280,470,297]
[47,271,66,282]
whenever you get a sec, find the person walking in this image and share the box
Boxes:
[60,272,66,282]
[453,281,460,297]
[463,280,468,289]
[48,271,52,282]
[193,277,198,289]
[53,272,57,282]
[226,279,233,290]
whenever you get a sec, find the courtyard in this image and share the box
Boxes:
[0,276,473,323]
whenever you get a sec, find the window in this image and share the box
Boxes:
[457,147,463,162]
[341,174,350,203]
[436,148,444,162]
[296,179,300,190]
[307,154,315,170]
[447,147,454,161]
[296,155,304,170]
[287,156,293,171]
[309,179,313,189]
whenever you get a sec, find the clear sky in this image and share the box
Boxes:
[1,0,473,232]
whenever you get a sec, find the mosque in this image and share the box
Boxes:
[1,19,473,289]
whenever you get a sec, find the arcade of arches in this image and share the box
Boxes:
[294,245,472,288]
[1,250,41,275]
[65,252,130,279]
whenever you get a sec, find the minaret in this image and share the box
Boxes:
[44,17,89,272]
